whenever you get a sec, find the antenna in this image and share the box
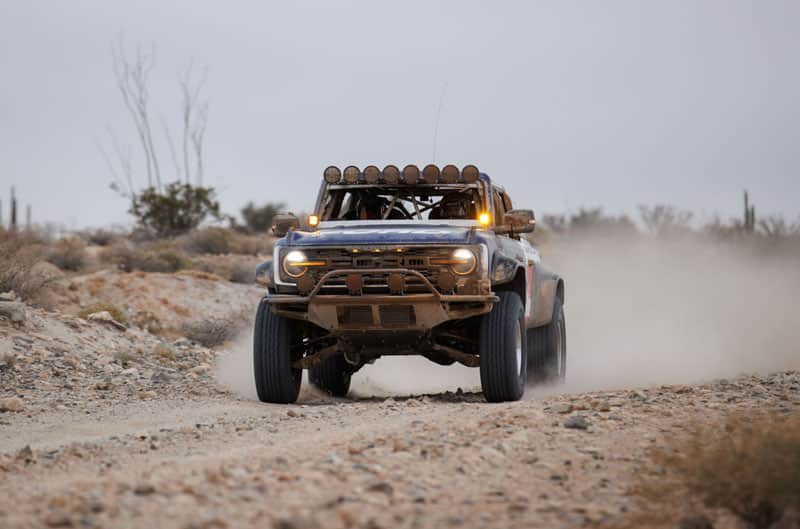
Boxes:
[431,82,448,163]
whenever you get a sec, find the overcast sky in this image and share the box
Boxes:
[1,0,798,229]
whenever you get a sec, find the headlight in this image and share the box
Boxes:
[433,248,477,276]
[282,250,325,279]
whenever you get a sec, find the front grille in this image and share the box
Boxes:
[379,305,415,326]
[305,247,458,294]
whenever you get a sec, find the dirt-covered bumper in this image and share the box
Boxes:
[267,268,497,332]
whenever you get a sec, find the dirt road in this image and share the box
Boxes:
[2,361,798,529]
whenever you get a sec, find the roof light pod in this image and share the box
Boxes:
[343,165,361,184]
[323,166,342,184]
[363,165,380,184]
[422,164,440,184]
[441,164,459,184]
[461,165,480,183]
[401,164,420,183]
[382,164,400,184]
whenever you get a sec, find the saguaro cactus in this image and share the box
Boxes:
[743,190,756,233]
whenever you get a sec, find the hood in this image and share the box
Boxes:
[286,223,477,247]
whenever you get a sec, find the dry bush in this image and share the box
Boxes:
[78,302,128,325]
[643,412,800,528]
[83,228,119,246]
[181,314,243,347]
[0,230,51,301]
[228,260,255,284]
[229,232,273,256]
[101,242,189,273]
[46,237,87,271]
[176,269,225,282]
[182,227,232,255]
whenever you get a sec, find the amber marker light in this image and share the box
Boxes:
[478,212,491,226]
[308,214,319,228]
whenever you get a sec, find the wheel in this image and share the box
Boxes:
[253,298,302,403]
[528,296,566,383]
[479,291,527,402]
[309,354,351,397]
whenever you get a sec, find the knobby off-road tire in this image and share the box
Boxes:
[528,296,566,383]
[309,355,351,397]
[253,298,301,404]
[479,291,527,402]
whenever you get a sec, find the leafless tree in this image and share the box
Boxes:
[102,37,209,193]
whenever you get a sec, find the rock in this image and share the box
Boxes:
[286,409,298,418]
[0,291,17,301]
[0,397,23,412]
[16,445,35,463]
[564,415,590,430]
[121,367,139,377]
[44,511,72,527]
[367,481,394,495]
[676,514,713,529]
[86,311,126,331]
[190,364,210,375]
[94,379,113,391]
[0,301,26,325]
[133,482,156,495]
[550,403,573,414]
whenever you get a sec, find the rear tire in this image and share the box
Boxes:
[528,296,566,383]
[309,355,351,397]
[253,298,302,403]
[479,291,527,402]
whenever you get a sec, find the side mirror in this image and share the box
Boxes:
[503,209,535,234]
[272,214,300,237]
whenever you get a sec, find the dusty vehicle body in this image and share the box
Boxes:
[254,164,566,403]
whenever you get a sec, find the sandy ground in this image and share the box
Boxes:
[2,238,800,529]
[1,301,798,529]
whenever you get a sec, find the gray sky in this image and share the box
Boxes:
[1,0,798,229]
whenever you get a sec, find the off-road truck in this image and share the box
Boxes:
[254,164,566,403]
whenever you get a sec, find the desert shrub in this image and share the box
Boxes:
[101,242,189,273]
[229,232,274,256]
[78,302,128,324]
[241,201,285,232]
[181,316,240,347]
[0,231,50,300]
[46,237,87,271]
[83,228,119,246]
[135,250,189,273]
[648,412,800,528]
[129,182,221,238]
[639,204,694,238]
[228,260,255,284]
[569,207,639,238]
[182,227,232,255]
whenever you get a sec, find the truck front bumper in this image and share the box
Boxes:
[268,268,497,332]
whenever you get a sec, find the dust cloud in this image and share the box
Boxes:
[216,237,800,399]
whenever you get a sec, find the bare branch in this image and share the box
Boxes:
[160,114,182,181]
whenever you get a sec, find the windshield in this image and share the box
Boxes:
[319,184,485,222]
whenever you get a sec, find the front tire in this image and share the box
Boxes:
[528,296,566,383]
[479,291,527,402]
[309,355,351,397]
[253,298,302,403]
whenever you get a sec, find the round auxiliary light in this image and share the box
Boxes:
[401,164,420,183]
[461,165,480,183]
[422,164,440,184]
[363,165,380,184]
[382,164,400,184]
[324,165,342,184]
[441,164,459,184]
[343,165,361,184]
